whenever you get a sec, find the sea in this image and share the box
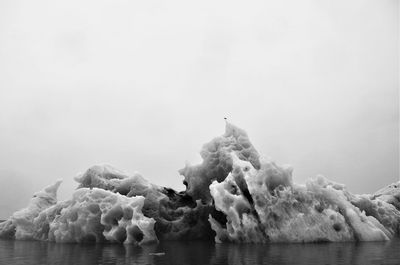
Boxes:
[1,238,400,265]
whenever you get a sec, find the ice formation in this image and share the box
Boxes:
[1,122,400,244]
[179,124,261,202]
[208,157,395,243]
[0,180,62,240]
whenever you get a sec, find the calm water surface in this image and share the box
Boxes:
[1,238,399,265]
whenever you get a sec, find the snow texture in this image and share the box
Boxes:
[1,122,400,244]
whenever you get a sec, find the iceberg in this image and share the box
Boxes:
[0,180,62,240]
[1,122,399,244]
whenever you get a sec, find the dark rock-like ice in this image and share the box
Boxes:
[1,123,399,244]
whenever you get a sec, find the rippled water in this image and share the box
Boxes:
[1,238,400,265]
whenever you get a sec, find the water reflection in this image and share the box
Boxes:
[1,238,399,265]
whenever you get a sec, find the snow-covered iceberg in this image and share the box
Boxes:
[1,122,399,244]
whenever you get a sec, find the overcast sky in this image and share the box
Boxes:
[0,0,398,219]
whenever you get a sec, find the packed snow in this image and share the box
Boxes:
[1,122,399,244]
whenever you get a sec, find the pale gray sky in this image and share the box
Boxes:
[0,0,399,219]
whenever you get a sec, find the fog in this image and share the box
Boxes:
[0,0,398,219]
